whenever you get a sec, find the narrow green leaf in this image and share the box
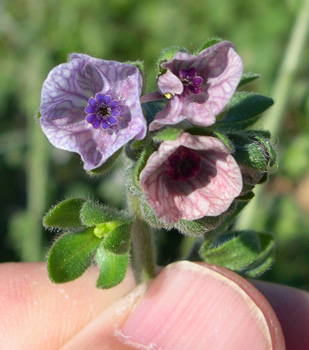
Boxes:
[47,228,101,283]
[80,201,129,226]
[241,233,275,277]
[96,247,129,288]
[216,92,274,130]
[43,198,86,229]
[199,231,275,278]
[199,231,261,270]
[237,73,260,88]
[103,221,132,254]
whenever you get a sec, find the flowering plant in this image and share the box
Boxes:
[39,38,276,288]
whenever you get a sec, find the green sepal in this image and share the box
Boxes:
[95,246,129,288]
[36,110,41,119]
[125,165,143,197]
[229,132,272,171]
[125,60,144,76]
[43,198,86,229]
[194,37,223,54]
[87,148,122,176]
[175,199,249,237]
[186,127,234,152]
[215,92,274,130]
[80,201,130,227]
[102,221,132,255]
[237,73,260,88]
[199,231,275,278]
[133,142,157,189]
[47,227,101,283]
[156,46,188,76]
[152,127,183,142]
[142,100,166,124]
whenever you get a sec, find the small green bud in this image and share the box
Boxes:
[93,221,121,238]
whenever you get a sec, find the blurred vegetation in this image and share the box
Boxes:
[0,0,308,289]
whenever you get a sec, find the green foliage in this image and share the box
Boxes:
[80,201,129,226]
[96,247,129,288]
[199,231,275,277]
[238,73,260,88]
[47,228,101,283]
[215,92,274,130]
[102,221,132,254]
[142,100,166,124]
[43,198,86,229]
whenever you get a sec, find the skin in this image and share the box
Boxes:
[0,261,308,350]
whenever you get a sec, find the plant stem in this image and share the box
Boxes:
[235,0,309,230]
[127,192,156,284]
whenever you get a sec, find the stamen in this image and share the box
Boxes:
[85,93,120,130]
[166,146,201,182]
[179,67,203,95]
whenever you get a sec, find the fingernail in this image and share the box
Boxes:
[118,261,283,349]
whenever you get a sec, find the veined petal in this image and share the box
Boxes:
[139,132,242,224]
[151,41,243,130]
[157,70,183,96]
[40,54,146,170]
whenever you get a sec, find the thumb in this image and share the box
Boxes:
[62,261,285,350]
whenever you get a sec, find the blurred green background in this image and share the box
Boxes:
[0,0,308,289]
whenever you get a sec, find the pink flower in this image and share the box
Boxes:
[149,41,243,131]
[139,133,243,224]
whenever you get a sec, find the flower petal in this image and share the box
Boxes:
[139,133,243,224]
[150,41,243,130]
[40,54,146,170]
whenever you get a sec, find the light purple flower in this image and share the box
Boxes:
[40,53,146,170]
[139,132,243,224]
[149,41,243,131]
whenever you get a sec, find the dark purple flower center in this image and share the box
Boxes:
[166,146,201,182]
[179,67,203,95]
[85,93,121,130]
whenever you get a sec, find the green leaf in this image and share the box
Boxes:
[43,198,86,229]
[240,233,275,277]
[199,231,275,278]
[103,221,132,254]
[80,201,129,227]
[237,73,260,88]
[47,228,101,283]
[96,247,129,288]
[194,37,223,54]
[215,92,274,130]
[87,148,122,176]
[152,127,183,142]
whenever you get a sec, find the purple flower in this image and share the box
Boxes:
[40,54,146,170]
[149,41,243,131]
[139,132,243,224]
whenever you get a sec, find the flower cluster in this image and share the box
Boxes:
[39,41,244,225]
